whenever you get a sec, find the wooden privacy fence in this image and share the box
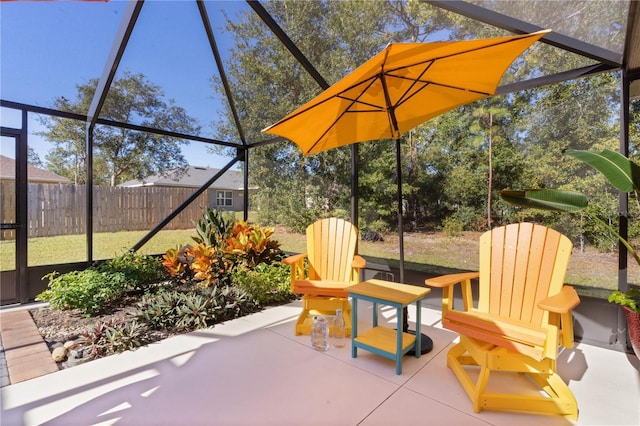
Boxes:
[0,183,213,240]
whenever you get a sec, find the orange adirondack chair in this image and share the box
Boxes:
[283,218,366,336]
[426,222,580,419]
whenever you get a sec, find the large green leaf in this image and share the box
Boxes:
[502,188,640,266]
[500,189,588,212]
[565,148,640,192]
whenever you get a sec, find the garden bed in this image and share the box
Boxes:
[29,284,286,369]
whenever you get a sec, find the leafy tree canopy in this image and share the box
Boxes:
[209,0,634,252]
[39,71,200,186]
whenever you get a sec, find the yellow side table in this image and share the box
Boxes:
[348,279,431,375]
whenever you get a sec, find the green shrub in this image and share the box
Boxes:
[135,285,258,331]
[442,216,463,238]
[174,292,212,330]
[208,285,260,320]
[98,251,166,287]
[135,289,218,331]
[362,219,389,234]
[37,251,166,316]
[80,319,149,359]
[38,269,130,316]
[609,287,640,313]
[230,262,295,306]
[135,290,183,330]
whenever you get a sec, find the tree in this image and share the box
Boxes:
[213,0,458,230]
[39,71,200,186]
[27,147,43,168]
[209,0,624,239]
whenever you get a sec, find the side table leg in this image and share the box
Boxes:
[415,300,422,358]
[372,302,378,327]
[396,306,403,375]
[352,297,358,358]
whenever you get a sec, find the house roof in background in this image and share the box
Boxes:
[0,155,71,184]
[119,165,246,190]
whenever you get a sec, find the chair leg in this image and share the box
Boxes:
[447,342,478,403]
[524,370,578,419]
[295,295,352,336]
[295,300,312,336]
[447,337,578,420]
[473,365,491,413]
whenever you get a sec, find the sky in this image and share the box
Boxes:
[0,0,251,170]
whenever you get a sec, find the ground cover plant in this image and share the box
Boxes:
[31,208,296,369]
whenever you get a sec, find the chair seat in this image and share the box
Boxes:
[293,280,350,297]
[444,310,547,360]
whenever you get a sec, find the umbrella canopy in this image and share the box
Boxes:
[263,30,549,289]
[262,30,549,154]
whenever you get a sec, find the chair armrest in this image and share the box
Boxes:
[425,272,479,288]
[282,253,308,291]
[282,253,307,265]
[538,285,580,314]
[425,272,479,313]
[352,255,366,269]
[539,286,580,349]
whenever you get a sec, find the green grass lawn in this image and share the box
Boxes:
[1,226,635,292]
[0,229,197,269]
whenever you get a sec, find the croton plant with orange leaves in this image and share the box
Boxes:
[162,210,282,287]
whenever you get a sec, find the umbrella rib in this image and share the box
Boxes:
[337,95,384,111]
[265,94,340,130]
[306,76,383,154]
[388,56,494,111]
[389,60,435,108]
[268,75,382,132]
[277,36,522,126]
[395,79,491,110]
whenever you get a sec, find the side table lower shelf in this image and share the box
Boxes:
[353,326,416,358]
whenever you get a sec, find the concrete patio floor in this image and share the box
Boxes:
[1,300,639,426]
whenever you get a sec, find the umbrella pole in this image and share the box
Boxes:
[396,137,433,355]
[395,138,408,328]
[395,138,408,330]
[395,138,405,284]
[351,144,359,234]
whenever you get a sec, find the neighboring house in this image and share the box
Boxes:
[0,155,71,184]
[119,165,249,212]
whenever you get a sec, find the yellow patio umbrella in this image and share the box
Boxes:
[263,31,549,353]
[262,30,549,155]
[262,30,549,278]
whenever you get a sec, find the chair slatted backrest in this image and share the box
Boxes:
[307,218,358,282]
[478,223,573,327]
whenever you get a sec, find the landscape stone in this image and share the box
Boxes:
[64,340,79,350]
[51,346,68,362]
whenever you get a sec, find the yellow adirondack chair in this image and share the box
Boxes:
[283,218,366,336]
[425,222,580,419]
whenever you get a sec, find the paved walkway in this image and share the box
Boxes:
[1,301,639,425]
[0,309,59,386]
